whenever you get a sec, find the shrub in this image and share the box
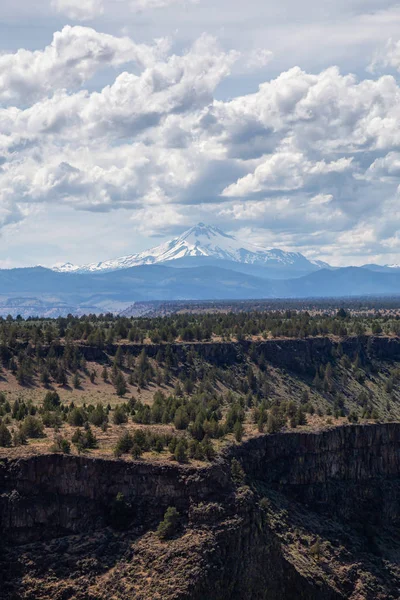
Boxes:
[0,422,12,447]
[201,436,215,461]
[71,426,98,451]
[114,431,134,455]
[21,416,44,439]
[43,391,61,411]
[157,506,180,540]
[234,420,243,442]
[85,425,98,449]
[13,429,27,446]
[112,405,128,425]
[348,411,359,423]
[174,440,187,463]
[174,408,189,430]
[133,429,149,451]
[68,407,86,427]
[114,372,127,397]
[42,411,63,428]
[131,443,143,459]
[89,403,108,427]
[266,412,285,434]
[231,458,245,485]
[297,407,307,426]
[51,435,71,454]
[73,373,81,389]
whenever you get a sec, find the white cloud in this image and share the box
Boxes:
[4,22,400,265]
[309,194,333,206]
[52,0,196,21]
[369,38,400,73]
[239,49,273,71]
[51,0,102,20]
[221,153,353,196]
[0,25,166,106]
[0,31,238,216]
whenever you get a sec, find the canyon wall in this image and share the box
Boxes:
[8,335,400,374]
[229,423,400,524]
[0,456,229,543]
[1,423,400,545]
[1,423,400,599]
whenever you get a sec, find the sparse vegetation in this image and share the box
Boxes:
[0,303,399,461]
[157,506,180,540]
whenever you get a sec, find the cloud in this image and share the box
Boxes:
[0,25,166,106]
[0,31,238,215]
[52,0,196,21]
[369,38,400,73]
[221,153,353,196]
[51,0,102,20]
[237,49,274,72]
[4,24,400,265]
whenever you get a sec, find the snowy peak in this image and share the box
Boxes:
[52,262,81,273]
[53,223,329,274]
[179,223,235,244]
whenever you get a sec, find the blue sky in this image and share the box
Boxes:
[2,0,400,268]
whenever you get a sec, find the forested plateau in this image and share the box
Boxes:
[1,309,400,599]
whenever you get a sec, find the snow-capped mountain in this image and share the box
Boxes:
[53,223,330,274]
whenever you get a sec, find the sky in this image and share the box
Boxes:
[3,1,400,267]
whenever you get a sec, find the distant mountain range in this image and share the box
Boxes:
[1,223,400,317]
[53,223,330,280]
[1,264,400,318]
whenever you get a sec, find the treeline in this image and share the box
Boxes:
[1,310,400,399]
[1,309,400,349]
[1,330,396,459]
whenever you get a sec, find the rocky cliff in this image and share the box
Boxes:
[9,334,400,375]
[230,423,400,524]
[0,455,230,544]
[1,424,400,599]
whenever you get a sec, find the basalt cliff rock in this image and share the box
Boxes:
[1,423,400,599]
[6,334,400,375]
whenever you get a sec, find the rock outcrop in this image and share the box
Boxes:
[8,334,400,374]
[1,423,400,599]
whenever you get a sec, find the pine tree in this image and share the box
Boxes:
[0,422,11,447]
[114,346,124,368]
[157,507,179,540]
[73,373,81,389]
[101,366,109,382]
[174,440,187,463]
[57,363,67,386]
[115,371,127,397]
[231,458,245,484]
[234,420,243,442]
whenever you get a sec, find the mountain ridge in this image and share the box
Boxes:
[53,223,330,275]
[3,263,400,317]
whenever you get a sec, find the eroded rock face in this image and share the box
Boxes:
[1,424,400,599]
[1,424,400,542]
[9,335,400,373]
[229,423,400,524]
[0,456,230,543]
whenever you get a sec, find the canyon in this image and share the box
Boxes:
[1,423,400,599]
